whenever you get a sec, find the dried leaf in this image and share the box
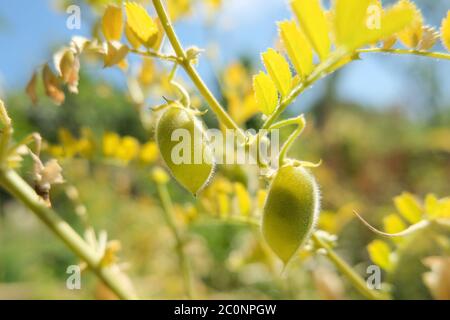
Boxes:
[42,64,65,105]
[423,257,450,300]
[26,71,38,105]
[104,41,129,68]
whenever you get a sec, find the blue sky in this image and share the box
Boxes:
[0,0,449,113]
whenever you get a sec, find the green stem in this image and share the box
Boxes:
[151,0,245,140]
[155,182,194,299]
[357,48,450,60]
[273,115,306,167]
[0,101,12,164]
[311,233,389,300]
[0,169,137,300]
[129,48,181,62]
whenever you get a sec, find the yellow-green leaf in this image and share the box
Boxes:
[333,0,380,49]
[102,5,123,42]
[234,182,251,217]
[394,192,422,224]
[291,0,330,61]
[333,0,415,50]
[359,2,415,49]
[125,24,141,49]
[425,193,439,217]
[367,240,394,272]
[253,71,278,115]
[441,11,450,51]
[261,48,292,97]
[125,2,158,46]
[278,20,313,79]
[383,214,407,234]
[396,0,423,48]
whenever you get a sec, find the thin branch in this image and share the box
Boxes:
[0,169,138,300]
[155,181,194,299]
[311,233,389,300]
[357,48,450,60]
[151,0,246,140]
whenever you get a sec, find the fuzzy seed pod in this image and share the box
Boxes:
[156,105,215,195]
[262,165,320,264]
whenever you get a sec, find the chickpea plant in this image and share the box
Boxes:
[0,0,450,299]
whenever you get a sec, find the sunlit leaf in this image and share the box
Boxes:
[441,11,450,51]
[253,71,278,115]
[140,141,158,164]
[234,182,251,217]
[125,24,141,49]
[125,2,158,47]
[394,192,422,224]
[218,192,230,218]
[333,0,384,49]
[291,0,331,61]
[368,239,394,272]
[261,48,292,97]
[102,5,123,42]
[334,0,415,50]
[383,214,407,234]
[396,0,423,48]
[426,194,450,219]
[278,20,313,79]
[383,213,407,244]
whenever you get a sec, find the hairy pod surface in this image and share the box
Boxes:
[156,105,214,195]
[262,165,320,264]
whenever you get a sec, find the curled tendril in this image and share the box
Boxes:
[353,210,430,237]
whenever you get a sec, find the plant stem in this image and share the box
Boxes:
[269,115,306,167]
[155,181,194,299]
[311,233,389,300]
[0,169,138,300]
[151,0,245,140]
[129,48,181,62]
[0,101,12,164]
[357,48,450,60]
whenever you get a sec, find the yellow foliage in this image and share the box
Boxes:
[278,20,313,79]
[368,239,394,272]
[396,0,423,48]
[291,0,330,61]
[140,141,159,164]
[261,48,292,98]
[441,11,450,51]
[394,192,422,224]
[125,2,158,46]
[102,5,123,41]
[253,71,278,116]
